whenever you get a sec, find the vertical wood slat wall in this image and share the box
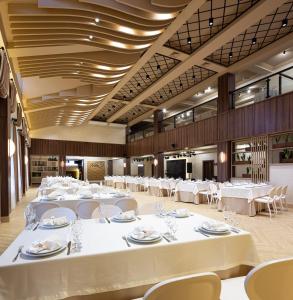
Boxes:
[128,91,293,156]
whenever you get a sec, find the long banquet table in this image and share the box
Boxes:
[31,192,133,212]
[218,184,272,216]
[0,213,259,300]
[175,181,210,204]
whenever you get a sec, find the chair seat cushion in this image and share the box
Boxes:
[254,196,273,203]
[221,276,248,300]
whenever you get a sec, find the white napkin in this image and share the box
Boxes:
[28,239,61,254]
[201,221,229,232]
[131,225,158,240]
[42,216,68,226]
[174,208,189,217]
[116,210,135,220]
[48,190,65,198]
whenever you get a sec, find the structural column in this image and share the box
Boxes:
[0,98,11,221]
[217,73,235,182]
[59,155,66,176]
[107,160,113,176]
[153,110,164,178]
[124,157,131,176]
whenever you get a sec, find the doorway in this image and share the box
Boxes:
[202,160,214,180]
[138,165,144,177]
[66,159,84,180]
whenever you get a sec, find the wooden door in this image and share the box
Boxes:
[202,160,214,180]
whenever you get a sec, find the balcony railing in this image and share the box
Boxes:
[232,66,293,109]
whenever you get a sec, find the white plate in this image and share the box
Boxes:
[79,195,93,199]
[40,197,58,202]
[201,223,230,233]
[199,227,230,235]
[130,231,161,241]
[169,211,190,218]
[112,217,136,223]
[127,234,162,244]
[40,222,70,229]
[22,240,67,257]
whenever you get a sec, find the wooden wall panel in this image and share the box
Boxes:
[127,91,293,156]
[30,139,126,158]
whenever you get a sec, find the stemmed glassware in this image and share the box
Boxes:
[71,220,83,252]
[24,204,36,229]
[164,216,178,240]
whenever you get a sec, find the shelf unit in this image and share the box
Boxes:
[30,155,59,184]
[270,132,293,164]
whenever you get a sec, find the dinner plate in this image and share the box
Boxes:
[22,240,67,257]
[79,195,93,199]
[40,197,58,202]
[40,222,70,229]
[112,216,136,223]
[169,211,190,218]
[199,227,230,235]
[127,234,162,244]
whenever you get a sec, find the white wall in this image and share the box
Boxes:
[270,164,293,203]
[164,151,217,180]
[30,124,126,144]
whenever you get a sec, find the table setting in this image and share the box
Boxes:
[0,212,259,300]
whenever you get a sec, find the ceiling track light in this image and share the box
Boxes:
[137,82,141,87]
[146,74,150,79]
[157,64,161,70]
[283,50,287,55]
[229,51,233,58]
[252,37,257,45]
[282,18,288,27]
[187,37,192,44]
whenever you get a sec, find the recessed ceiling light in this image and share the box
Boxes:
[282,18,288,27]
[89,35,93,40]
[252,37,257,45]
[95,17,100,23]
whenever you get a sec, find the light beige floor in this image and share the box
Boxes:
[1,187,293,262]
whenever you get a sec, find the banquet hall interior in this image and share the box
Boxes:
[1,0,293,299]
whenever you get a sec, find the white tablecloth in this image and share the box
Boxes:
[31,193,132,211]
[0,214,259,300]
[221,185,272,202]
[175,181,210,203]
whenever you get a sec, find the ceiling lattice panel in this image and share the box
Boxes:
[142,66,216,106]
[165,0,260,54]
[206,1,293,66]
[93,101,126,122]
[113,53,180,101]
[115,105,151,124]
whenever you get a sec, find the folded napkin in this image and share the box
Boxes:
[42,216,68,226]
[201,221,229,232]
[174,208,189,217]
[28,239,61,254]
[116,210,135,220]
[48,190,65,198]
[132,225,158,239]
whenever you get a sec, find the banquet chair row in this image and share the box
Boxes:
[31,198,138,221]
[134,257,293,300]
[254,185,288,219]
[198,183,221,207]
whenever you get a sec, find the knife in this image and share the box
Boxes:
[105,217,111,224]
[162,235,171,243]
[33,222,39,231]
[67,241,72,255]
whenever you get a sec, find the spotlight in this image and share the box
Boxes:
[283,50,287,55]
[252,37,257,45]
[229,52,233,58]
[137,82,141,87]
[89,35,93,40]
[163,108,167,113]
[146,74,150,79]
[130,89,133,93]
[157,64,161,70]
[209,17,213,27]
[169,90,172,94]
[282,18,288,27]
[187,37,192,44]
[95,17,100,23]
[180,82,183,87]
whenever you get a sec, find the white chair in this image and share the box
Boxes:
[254,187,277,219]
[209,183,220,207]
[34,202,60,221]
[76,200,100,219]
[41,207,77,222]
[135,272,220,300]
[221,257,293,300]
[115,198,138,213]
[281,185,288,210]
[274,186,284,211]
[199,187,212,204]
[91,204,122,218]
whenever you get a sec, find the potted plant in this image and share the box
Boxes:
[242,167,251,178]
[287,134,293,148]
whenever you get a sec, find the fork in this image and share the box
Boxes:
[122,235,131,247]
[194,228,210,237]
[12,246,24,262]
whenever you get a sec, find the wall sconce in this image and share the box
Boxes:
[123,162,127,168]
[24,155,29,165]
[8,139,15,157]
[219,151,226,163]
[154,158,158,166]
[60,160,65,168]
